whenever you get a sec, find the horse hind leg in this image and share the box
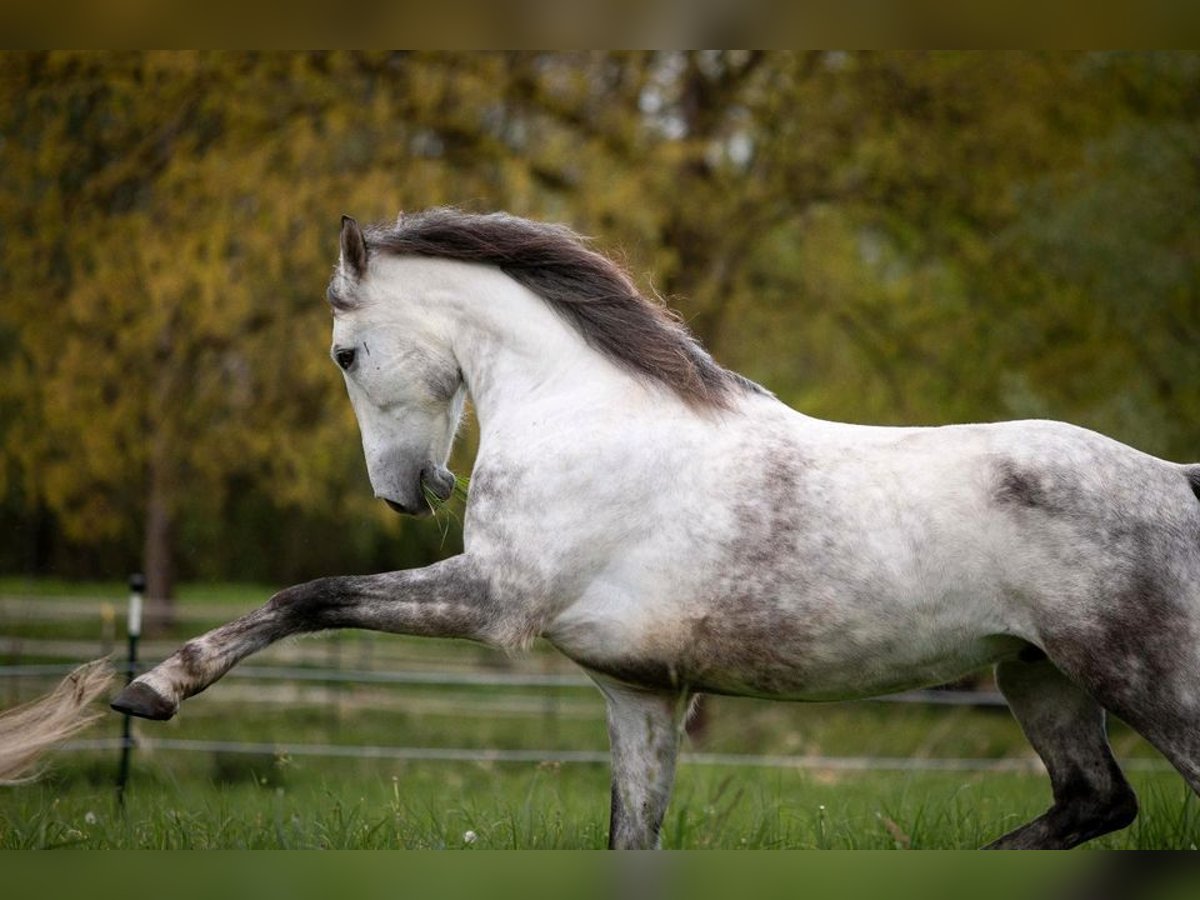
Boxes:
[1060,642,1200,800]
[1040,575,1200,803]
[986,655,1138,849]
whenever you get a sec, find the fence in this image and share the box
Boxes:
[0,579,1175,785]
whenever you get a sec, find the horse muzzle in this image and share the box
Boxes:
[381,464,455,517]
[420,463,456,502]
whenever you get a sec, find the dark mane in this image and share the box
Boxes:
[358,208,764,410]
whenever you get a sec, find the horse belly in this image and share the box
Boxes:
[684,628,1022,701]
[553,597,1022,702]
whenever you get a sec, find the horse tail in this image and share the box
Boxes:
[0,658,113,784]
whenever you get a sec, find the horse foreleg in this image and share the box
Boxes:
[111,556,496,721]
[985,656,1138,849]
[595,679,691,849]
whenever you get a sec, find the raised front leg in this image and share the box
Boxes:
[596,680,691,849]
[112,556,499,720]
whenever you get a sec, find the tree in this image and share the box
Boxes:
[0,51,591,613]
[1,55,328,618]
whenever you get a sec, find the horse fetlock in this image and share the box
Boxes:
[1098,783,1139,833]
[986,784,1138,849]
[1055,771,1139,838]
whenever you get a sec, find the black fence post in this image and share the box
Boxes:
[115,572,144,808]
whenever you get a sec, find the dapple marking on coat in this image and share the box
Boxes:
[113,209,1200,849]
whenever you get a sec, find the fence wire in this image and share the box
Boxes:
[2,656,1097,776]
[0,661,1008,706]
[58,736,1174,774]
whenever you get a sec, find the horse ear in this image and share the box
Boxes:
[340,215,368,279]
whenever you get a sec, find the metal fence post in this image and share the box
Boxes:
[115,572,144,807]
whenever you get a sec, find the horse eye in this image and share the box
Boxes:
[334,348,356,371]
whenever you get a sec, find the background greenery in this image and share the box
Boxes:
[2,51,1199,613]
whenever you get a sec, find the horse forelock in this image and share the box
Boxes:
[361,208,765,409]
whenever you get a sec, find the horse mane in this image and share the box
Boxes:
[357,208,765,410]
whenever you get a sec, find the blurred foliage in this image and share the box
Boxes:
[1,51,1198,594]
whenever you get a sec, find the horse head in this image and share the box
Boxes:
[327,215,463,516]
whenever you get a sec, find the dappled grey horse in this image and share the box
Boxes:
[114,209,1200,849]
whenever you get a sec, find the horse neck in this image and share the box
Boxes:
[436,265,635,436]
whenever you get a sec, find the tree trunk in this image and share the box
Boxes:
[143,451,176,632]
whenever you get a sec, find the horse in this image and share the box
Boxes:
[112,208,1200,849]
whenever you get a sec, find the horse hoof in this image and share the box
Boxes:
[111,682,176,721]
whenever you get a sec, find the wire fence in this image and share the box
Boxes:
[0,660,1008,705]
[1,586,1174,778]
[63,737,1070,773]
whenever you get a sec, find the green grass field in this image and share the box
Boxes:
[1,580,1198,849]
[4,758,1197,849]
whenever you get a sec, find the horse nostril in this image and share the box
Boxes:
[420,465,455,501]
[384,498,407,515]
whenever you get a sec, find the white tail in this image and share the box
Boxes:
[0,659,114,783]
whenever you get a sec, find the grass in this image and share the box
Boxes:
[1,690,1193,849]
[1,760,1195,849]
